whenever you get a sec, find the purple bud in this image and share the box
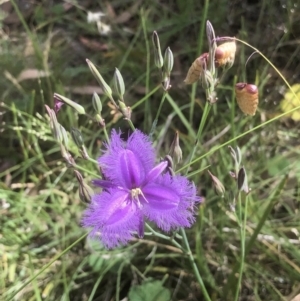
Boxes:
[54,100,64,114]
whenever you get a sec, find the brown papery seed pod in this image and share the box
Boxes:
[235,83,259,116]
[184,53,209,85]
[215,40,236,68]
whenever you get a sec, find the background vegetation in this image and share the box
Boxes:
[1,0,300,300]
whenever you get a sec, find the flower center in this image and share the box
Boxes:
[130,188,148,207]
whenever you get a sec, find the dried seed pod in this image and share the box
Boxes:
[235,83,259,116]
[215,40,236,68]
[184,53,209,84]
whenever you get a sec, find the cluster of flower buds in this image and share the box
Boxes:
[208,146,251,209]
[86,59,132,122]
[47,93,95,163]
[184,21,234,103]
[235,83,259,116]
[152,31,174,91]
[184,22,260,114]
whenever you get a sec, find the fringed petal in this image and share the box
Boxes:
[142,173,200,232]
[82,188,141,248]
[99,130,155,188]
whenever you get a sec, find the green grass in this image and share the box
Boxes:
[1,0,300,300]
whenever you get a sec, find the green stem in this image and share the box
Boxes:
[127,119,136,131]
[189,0,210,123]
[145,223,182,250]
[180,228,211,301]
[146,225,211,300]
[141,9,151,130]
[103,126,110,143]
[185,100,211,174]
[7,233,88,301]
[234,193,248,301]
[150,91,167,135]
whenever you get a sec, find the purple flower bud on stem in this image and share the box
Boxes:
[54,99,64,114]
[54,93,86,115]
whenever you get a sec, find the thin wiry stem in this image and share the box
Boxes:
[185,97,212,175]
[234,192,248,301]
[145,223,182,250]
[180,228,212,301]
[150,91,167,136]
[7,233,89,301]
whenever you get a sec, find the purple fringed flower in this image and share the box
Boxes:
[82,129,200,248]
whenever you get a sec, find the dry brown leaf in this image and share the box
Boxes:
[64,86,103,95]
[79,36,109,51]
[291,294,300,301]
[17,69,51,82]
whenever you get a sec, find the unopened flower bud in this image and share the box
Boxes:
[228,145,242,176]
[54,93,86,115]
[46,106,63,143]
[235,83,259,116]
[60,124,69,148]
[119,101,131,120]
[215,40,236,69]
[54,99,64,114]
[163,47,174,76]
[45,105,56,135]
[113,68,125,100]
[184,53,209,85]
[86,59,113,99]
[152,31,164,69]
[71,127,84,147]
[206,21,216,46]
[70,128,89,159]
[74,170,93,204]
[206,21,217,74]
[92,92,102,114]
[238,167,250,194]
[60,144,75,166]
[208,170,225,197]
[169,131,182,163]
[45,105,66,143]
